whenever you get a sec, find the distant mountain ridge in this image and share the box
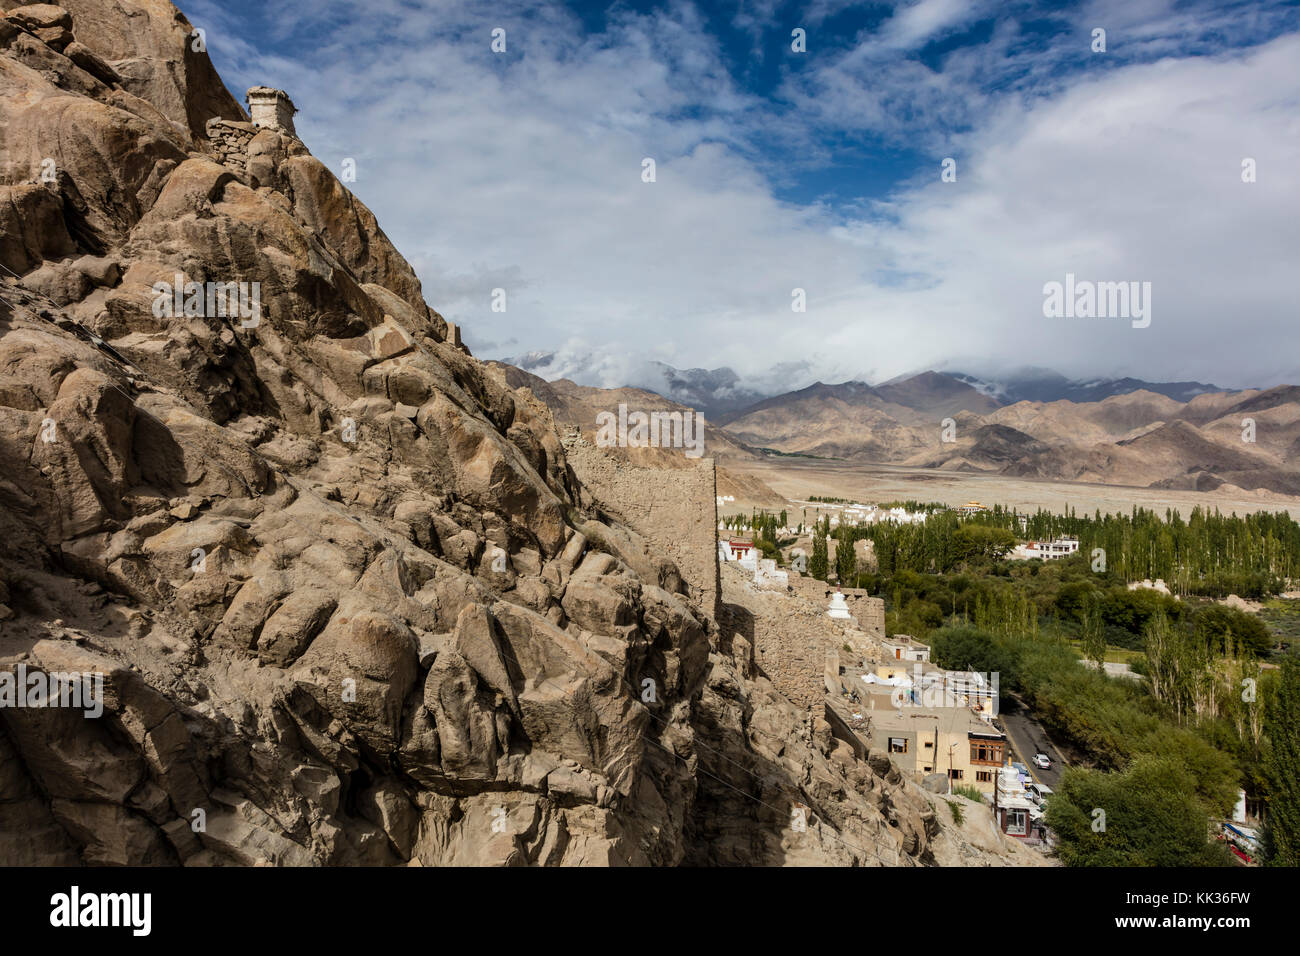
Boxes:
[498,353,1238,415]
[948,368,1228,405]
[498,359,1300,497]
[486,362,786,505]
[718,378,1300,496]
[647,361,771,420]
[714,369,1231,428]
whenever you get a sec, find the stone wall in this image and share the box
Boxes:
[856,595,886,640]
[721,564,881,712]
[739,572,887,710]
[753,607,838,710]
[787,575,886,640]
[823,694,869,760]
[564,435,719,620]
[205,118,256,168]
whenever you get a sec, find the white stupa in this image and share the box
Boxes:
[827,591,852,619]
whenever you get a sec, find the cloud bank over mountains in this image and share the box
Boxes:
[195,0,1300,391]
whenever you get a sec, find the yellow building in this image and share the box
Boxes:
[866,695,1007,795]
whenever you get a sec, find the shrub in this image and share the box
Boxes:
[952,783,985,803]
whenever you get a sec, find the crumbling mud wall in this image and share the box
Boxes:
[737,574,886,711]
[787,577,885,640]
[755,612,837,711]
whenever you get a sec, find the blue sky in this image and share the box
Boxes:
[187,0,1300,392]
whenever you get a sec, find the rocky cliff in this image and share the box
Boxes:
[0,0,1032,866]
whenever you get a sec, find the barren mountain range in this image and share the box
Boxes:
[721,376,1300,496]
[510,363,1300,497]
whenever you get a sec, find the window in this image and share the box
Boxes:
[970,739,1005,766]
[924,741,933,749]
[1006,809,1028,836]
[948,768,964,780]
[888,737,908,754]
[976,771,992,783]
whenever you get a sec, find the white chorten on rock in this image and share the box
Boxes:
[828,591,852,619]
[246,86,298,136]
[754,558,789,590]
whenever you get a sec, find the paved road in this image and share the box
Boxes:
[998,697,1067,789]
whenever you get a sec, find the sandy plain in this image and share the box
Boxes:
[719,456,1300,521]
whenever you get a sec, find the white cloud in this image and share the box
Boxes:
[191,0,1300,390]
[876,0,989,50]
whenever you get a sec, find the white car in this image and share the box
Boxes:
[1033,753,1052,770]
[1027,783,1054,806]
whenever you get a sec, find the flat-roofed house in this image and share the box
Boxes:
[866,701,1008,796]
[1011,536,1080,561]
[882,634,930,662]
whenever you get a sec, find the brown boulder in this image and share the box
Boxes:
[50,0,244,140]
[3,5,73,50]
[256,587,338,666]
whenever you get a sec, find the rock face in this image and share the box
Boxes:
[0,0,1034,866]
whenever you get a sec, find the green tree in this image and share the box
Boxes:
[1081,592,1107,669]
[835,535,856,585]
[1193,604,1272,658]
[810,526,829,581]
[1143,607,1177,708]
[1263,655,1300,866]
[1045,758,1232,866]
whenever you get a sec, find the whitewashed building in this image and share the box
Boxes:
[718,538,758,572]
[1011,536,1080,560]
[754,558,789,590]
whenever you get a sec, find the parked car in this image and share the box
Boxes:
[1011,761,1030,778]
[1033,753,1052,770]
[1027,783,1054,805]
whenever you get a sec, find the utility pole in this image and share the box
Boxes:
[993,759,1000,826]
